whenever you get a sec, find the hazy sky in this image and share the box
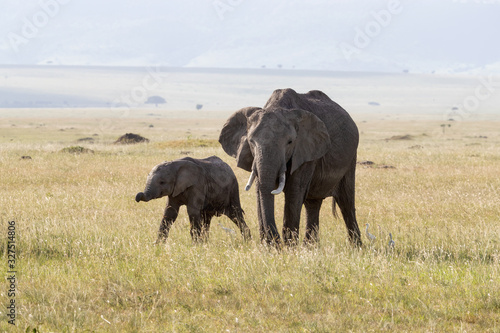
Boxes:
[1,0,499,73]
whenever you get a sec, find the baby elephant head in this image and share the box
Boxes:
[135,160,201,202]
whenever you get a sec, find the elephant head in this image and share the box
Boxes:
[136,160,202,202]
[219,106,330,241]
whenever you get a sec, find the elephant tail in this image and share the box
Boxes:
[332,197,339,219]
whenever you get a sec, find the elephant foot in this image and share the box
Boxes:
[260,237,282,251]
[284,238,300,247]
[155,230,169,245]
[350,236,363,248]
[190,231,210,243]
[242,228,252,241]
[303,237,320,248]
[283,231,300,247]
[154,237,167,245]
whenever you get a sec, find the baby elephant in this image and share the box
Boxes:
[136,156,251,243]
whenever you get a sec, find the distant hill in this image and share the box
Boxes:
[1,0,499,74]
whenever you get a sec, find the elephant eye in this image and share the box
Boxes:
[287,140,293,145]
[159,181,166,185]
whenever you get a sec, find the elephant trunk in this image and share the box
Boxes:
[254,154,286,243]
[257,185,280,243]
[135,192,150,202]
[249,158,286,195]
[248,169,285,194]
[137,176,160,202]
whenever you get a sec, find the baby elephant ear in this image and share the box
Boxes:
[283,109,330,174]
[219,107,260,172]
[172,160,203,197]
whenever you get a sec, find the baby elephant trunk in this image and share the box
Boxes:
[135,192,146,202]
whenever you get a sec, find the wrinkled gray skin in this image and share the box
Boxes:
[219,89,361,246]
[136,156,251,243]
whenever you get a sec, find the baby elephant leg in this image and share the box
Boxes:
[187,207,206,242]
[201,211,213,238]
[227,206,251,241]
[156,205,179,244]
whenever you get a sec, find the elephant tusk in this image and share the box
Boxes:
[271,172,286,195]
[245,170,256,191]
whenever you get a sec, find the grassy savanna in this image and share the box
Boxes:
[1,114,500,332]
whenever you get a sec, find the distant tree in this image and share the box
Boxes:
[196,104,203,110]
[146,96,166,107]
[441,123,451,134]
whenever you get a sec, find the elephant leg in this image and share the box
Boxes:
[336,161,362,246]
[201,211,213,239]
[226,206,251,241]
[283,163,315,246]
[156,204,179,243]
[283,196,303,246]
[187,206,205,242]
[304,198,323,244]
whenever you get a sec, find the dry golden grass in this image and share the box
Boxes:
[154,139,220,150]
[1,115,499,332]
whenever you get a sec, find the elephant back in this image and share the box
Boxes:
[264,88,358,143]
[265,89,350,120]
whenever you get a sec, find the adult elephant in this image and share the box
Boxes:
[219,88,361,246]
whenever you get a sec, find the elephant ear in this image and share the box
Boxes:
[219,107,260,172]
[282,109,331,174]
[172,160,204,197]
